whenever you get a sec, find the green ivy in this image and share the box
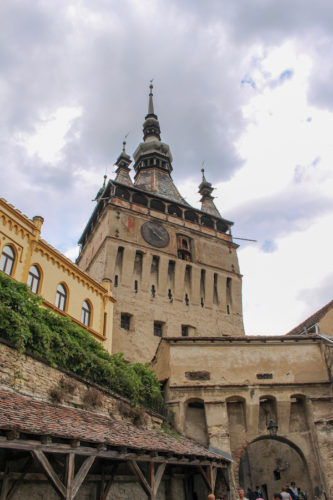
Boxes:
[0,272,164,409]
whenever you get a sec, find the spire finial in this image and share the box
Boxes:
[148,79,155,116]
[201,167,206,182]
[122,140,126,153]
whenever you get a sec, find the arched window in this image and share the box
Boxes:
[56,283,67,311]
[27,265,40,294]
[81,300,91,327]
[0,245,15,276]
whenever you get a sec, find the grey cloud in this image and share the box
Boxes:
[228,187,333,251]
[2,0,333,255]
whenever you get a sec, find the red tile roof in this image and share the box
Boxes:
[0,389,222,460]
[286,299,333,336]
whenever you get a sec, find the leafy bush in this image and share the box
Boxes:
[0,273,164,409]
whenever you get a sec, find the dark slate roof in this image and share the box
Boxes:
[0,389,226,460]
[134,169,189,205]
[286,299,333,336]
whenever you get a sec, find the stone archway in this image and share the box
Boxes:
[238,436,312,500]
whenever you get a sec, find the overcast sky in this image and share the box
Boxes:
[1,0,333,334]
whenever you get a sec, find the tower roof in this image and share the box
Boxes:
[132,84,187,204]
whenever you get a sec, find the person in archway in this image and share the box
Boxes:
[238,489,249,500]
[289,482,298,500]
[281,486,292,500]
[255,486,263,499]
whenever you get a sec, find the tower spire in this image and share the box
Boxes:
[143,82,161,141]
[198,169,222,218]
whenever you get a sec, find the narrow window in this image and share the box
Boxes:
[114,275,119,287]
[213,273,219,305]
[168,260,175,288]
[134,280,138,293]
[0,245,15,276]
[114,246,124,280]
[134,251,143,277]
[27,265,40,294]
[103,313,107,335]
[151,255,159,280]
[181,325,189,337]
[56,283,67,311]
[154,321,163,337]
[200,269,206,299]
[226,277,232,312]
[81,300,91,326]
[120,313,131,330]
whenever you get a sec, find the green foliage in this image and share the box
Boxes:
[0,272,164,409]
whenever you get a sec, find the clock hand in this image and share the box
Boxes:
[151,229,162,240]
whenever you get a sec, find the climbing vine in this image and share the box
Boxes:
[0,272,164,409]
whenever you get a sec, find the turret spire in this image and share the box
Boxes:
[148,81,155,116]
[198,169,222,218]
[114,139,133,186]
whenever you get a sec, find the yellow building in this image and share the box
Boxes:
[0,197,114,353]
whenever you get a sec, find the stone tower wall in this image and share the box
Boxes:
[78,199,244,361]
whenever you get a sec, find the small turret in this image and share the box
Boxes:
[114,141,133,186]
[198,169,222,218]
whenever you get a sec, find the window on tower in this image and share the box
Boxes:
[177,235,192,261]
[154,321,164,337]
[121,313,131,330]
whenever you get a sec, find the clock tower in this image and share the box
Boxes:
[77,86,244,362]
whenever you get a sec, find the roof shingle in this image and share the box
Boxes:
[0,389,224,461]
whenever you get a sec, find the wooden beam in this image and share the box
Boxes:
[100,464,117,500]
[153,463,166,498]
[150,462,155,499]
[209,463,217,493]
[32,450,66,498]
[0,477,9,500]
[72,456,95,499]
[127,460,152,497]
[0,437,226,469]
[196,465,211,491]
[66,453,75,500]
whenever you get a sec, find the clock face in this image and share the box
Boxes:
[141,221,170,248]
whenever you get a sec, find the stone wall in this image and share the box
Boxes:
[0,339,163,429]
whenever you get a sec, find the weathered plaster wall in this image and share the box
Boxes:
[153,337,333,500]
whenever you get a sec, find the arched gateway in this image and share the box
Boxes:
[239,436,312,500]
